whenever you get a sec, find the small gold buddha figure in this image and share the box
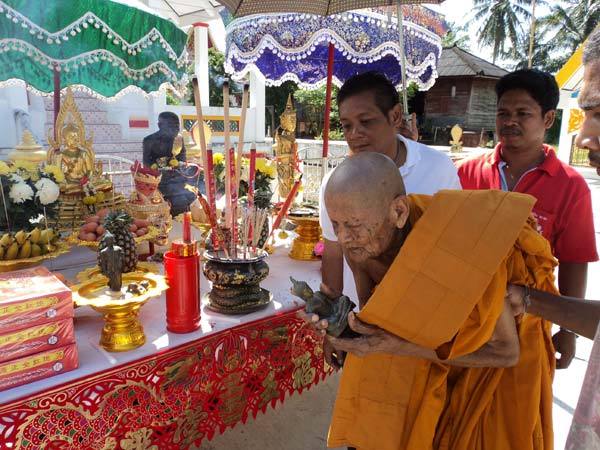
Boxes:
[47,89,112,195]
[273,94,297,199]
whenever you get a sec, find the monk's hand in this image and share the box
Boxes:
[553,329,576,369]
[329,312,404,357]
[296,310,329,336]
[323,337,345,370]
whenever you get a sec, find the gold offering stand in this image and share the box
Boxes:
[288,208,321,261]
[72,272,167,352]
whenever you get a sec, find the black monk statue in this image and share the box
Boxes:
[98,232,124,292]
[143,111,196,217]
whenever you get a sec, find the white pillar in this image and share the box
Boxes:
[194,23,210,107]
[249,70,266,142]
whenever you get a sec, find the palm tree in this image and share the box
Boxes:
[539,0,599,60]
[442,21,471,49]
[472,0,533,64]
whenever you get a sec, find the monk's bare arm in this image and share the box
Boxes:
[320,239,344,297]
[331,300,520,368]
[348,260,376,309]
[394,298,520,367]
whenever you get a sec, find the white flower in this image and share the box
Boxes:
[9,174,24,184]
[35,178,60,205]
[9,182,34,204]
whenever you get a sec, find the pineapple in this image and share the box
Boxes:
[98,211,137,272]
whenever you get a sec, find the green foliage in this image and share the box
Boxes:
[294,84,341,136]
[442,21,471,48]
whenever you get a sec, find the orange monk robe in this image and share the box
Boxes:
[327,190,558,450]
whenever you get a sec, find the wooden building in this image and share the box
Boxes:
[423,45,508,141]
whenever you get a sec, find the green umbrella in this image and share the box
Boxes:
[0,0,189,100]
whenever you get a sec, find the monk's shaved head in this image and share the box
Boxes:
[325,152,406,207]
[324,152,409,263]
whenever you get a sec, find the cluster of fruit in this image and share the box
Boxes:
[77,209,151,242]
[0,228,59,260]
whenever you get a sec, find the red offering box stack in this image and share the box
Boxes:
[0,266,78,392]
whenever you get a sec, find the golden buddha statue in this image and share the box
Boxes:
[274,94,297,199]
[47,89,124,232]
[47,89,111,195]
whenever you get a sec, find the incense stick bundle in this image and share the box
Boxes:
[235,83,250,196]
[191,77,209,183]
[223,79,233,236]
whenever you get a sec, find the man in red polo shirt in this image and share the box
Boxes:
[458,69,598,369]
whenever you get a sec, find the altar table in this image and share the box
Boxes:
[0,233,330,449]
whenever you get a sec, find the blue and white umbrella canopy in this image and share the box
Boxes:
[225,10,442,90]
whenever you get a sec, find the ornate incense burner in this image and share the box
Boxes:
[288,207,320,261]
[203,249,271,314]
[273,95,297,199]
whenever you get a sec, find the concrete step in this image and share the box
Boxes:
[43,96,109,113]
[44,123,123,143]
[45,109,111,125]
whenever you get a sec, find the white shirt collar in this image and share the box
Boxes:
[397,134,420,176]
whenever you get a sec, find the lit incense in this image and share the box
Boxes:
[228,147,238,257]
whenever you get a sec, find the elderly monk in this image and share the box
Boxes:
[321,152,558,450]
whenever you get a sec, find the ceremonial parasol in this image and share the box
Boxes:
[0,0,189,125]
[223,2,444,156]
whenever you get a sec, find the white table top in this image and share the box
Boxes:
[1,225,320,405]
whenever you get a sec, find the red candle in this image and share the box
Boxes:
[270,175,302,237]
[182,211,191,243]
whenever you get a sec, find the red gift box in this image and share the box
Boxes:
[0,266,73,334]
[0,343,78,392]
[0,318,75,364]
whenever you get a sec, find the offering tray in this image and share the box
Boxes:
[72,272,167,352]
[66,225,161,251]
[0,241,71,273]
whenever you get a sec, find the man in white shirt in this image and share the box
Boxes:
[319,72,461,307]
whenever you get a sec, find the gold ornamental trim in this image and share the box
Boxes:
[0,349,65,376]
[0,296,59,318]
[0,323,59,348]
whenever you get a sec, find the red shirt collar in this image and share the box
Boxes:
[490,143,561,176]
